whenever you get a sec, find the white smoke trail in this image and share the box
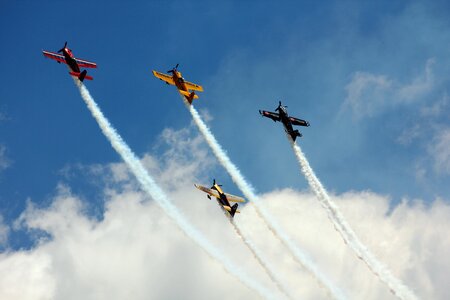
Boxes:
[73,81,275,299]
[289,138,418,300]
[230,219,293,300]
[187,104,345,300]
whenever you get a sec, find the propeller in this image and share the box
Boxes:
[167,63,179,73]
[57,41,67,53]
[275,101,281,111]
[275,101,286,111]
[212,179,222,187]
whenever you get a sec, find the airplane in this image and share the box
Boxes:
[152,64,203,104]
[259,101,310,141]
[42,42,97,82]
[194,179,245,218]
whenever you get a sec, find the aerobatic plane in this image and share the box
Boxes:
[194,179,245,218]
[152,64,203,104]
[42,42,97,82]
[259,101,310,141]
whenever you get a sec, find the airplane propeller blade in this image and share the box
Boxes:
[57,41,67,53]
[275,101,281,111]
[167,63,179,73]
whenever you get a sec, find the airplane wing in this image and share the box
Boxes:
[184,81,204,92]
[194,184,220,199]
[42,50,66,64]
[153,70,175,85]
[224,193,245,203]
[259,110,280,122]
[289,117,310,127]
[75,58,97,68]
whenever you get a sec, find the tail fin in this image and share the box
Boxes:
[187,92,198,104]
[78,70,87,82]
[290,130,302,141]
[230,203,239,218]
[179,90,199,104]
[69,70,93,81]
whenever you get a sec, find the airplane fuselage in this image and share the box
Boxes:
[172,71,189,94]
[278,107,295,135]
[61,48,80,73]
[260,102,309,141]
[276,106,299,140]
[211,184,232,209]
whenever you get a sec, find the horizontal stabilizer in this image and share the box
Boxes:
[69,71,93,81]
[289,129,302,141]
[179,90,198,104]
[179,90,197,98]
[223,205,240,213]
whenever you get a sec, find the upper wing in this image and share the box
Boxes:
[42,50,66,64]
[224,193,245,203]
[289,116,310,127]
[184,81,204,92]
[260,110,280,122]
[74,57,97,68]
[194,184,220,199]
[153,70,175,85]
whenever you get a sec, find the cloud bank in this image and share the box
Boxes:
[0,126,449,300]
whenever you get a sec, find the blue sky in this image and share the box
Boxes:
[1,0,450,249]
[1,1,450,299]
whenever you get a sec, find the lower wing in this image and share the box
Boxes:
[184,81,203,92]
[42,50,66,64]
[75,57,97,68]
[224,193,245,203]
[194,184,220,199]
[259,110,280,122]
[290,116,310,127]
[153,70,175,85]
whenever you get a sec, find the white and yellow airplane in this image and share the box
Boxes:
[194,179,245,218]
[152,64,203,104]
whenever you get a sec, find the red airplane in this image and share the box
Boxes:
[42,42,97,81]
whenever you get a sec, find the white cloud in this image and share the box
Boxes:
[0,216,9,247]
[2,185,450,299]
[420,93,448,118]
[396,123,422,146]
[0,111,8,122]
[397,58,435,102]
[344,59,435,119]
[344,72,393,118]
[1,127,449,299]
[428,127,450,174]
[0,145,11,172]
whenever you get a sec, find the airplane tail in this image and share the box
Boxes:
[78,70,87,82]
[180,90,198,104]
[230,203,239,218]
[291,130,302,141]
[69,70,93,81]
[187,92,198,104]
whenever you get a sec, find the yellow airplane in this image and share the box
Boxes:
[194,179,245,218]
[152,64,203,104]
